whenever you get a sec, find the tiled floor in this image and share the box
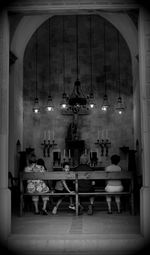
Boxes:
[7,210,146,255]
[11,211,140,235]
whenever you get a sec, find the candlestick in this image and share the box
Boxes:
[90,150,92,160]
[101,129,105,140]
[53,130,55,141]
[47,140,50,157]
[43,131,46,141]
[64,149,66,158]
[41,138,57,158]
[69,149,71,158]
[94,134,111,157]
[97,130,100,140]
[106,129,109,140]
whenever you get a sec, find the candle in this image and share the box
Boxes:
[90,150,92,159]
[101,129,105,140]
[53,130,55,140]
[106,129,109,140]
[48,130,51,140]
[43,131,46,141]
[97,130,100,140]
[64,149,66,158]
[69,149,71,158]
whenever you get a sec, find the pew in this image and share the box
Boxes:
[19,171,134,216]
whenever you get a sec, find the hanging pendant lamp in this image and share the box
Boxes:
[33,30,40,114]
[60,16,68,110]
[101,21,110,112]
[88,15,96,109]
[46,95,54,112]
[115,31,125,115]
[46,18,54,112]
[101,94,110,111]
[115,96,125,115]
[33,97,40,113]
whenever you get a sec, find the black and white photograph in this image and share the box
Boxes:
[0,1,150,254]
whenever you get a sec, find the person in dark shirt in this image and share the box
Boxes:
[75,154,95,215]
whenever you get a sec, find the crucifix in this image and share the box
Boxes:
[69,112,79,141]
[64,109,88,166]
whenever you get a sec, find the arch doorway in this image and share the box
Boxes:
[6,4,147,254]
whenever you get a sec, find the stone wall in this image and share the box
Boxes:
[23,15,133,168]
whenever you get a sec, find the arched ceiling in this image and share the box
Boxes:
[11,12,138,60]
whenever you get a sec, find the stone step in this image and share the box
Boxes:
[8,234,145,255]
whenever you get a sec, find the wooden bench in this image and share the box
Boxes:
[19,171,134,216]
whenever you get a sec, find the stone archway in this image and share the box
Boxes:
[10,11,140,234]
[10,10,138,159]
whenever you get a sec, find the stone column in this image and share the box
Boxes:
[0,10,11,241]
[139,8,150,239]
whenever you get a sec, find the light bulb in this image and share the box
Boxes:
[47,106,53,112]
[90,103,94,109]
[101,105,107,111]
[33,108,39,114]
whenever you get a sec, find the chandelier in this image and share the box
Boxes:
[61,15,94,114]
[32,16,126,116]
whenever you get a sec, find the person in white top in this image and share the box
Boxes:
[105,154,124,214]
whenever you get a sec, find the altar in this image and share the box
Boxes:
[65,139,85,166]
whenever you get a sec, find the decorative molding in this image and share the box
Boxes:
[8,0,139,13]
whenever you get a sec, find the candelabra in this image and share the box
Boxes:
[41,139,57,157]
[90,151,98,167]
[61,157,72,168]
[95,139,111,157]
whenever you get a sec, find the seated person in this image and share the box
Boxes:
[26,148,35,166]
[24,156,49,215]
[75,154,95,215]
[105,154,124,214]
[52,162,75,215]
[37,158,52,190]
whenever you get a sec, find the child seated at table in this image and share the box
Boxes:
[52,162,75,215]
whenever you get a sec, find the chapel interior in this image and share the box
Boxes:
[6,10,143,225]
[11,14,140,173]
[2,1,150,254]
[7,9,142,213]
